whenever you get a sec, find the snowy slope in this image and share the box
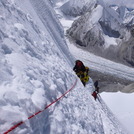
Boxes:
[0,0,75,133]
[55,1,134,134]
[101,92,134,134]
[0,0,127,134]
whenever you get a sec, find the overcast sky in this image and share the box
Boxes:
[103,0,134,8]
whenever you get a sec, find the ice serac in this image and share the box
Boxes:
[66,0,134,66]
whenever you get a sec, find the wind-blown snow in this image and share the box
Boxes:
[0,0,128,134]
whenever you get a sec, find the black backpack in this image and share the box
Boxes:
[94,81,98,88]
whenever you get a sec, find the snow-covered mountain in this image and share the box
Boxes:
[0,0,128,134]
[110,5,134,26]
[60,0,96,17]
[64,0,134,66]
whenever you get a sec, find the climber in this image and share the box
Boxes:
[92,91,98,100]
[92,80,99,100]
[94,80,99,93]
[73,60,89,86]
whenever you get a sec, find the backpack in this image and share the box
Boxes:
[79,66,89,83]
[94,81,98,88]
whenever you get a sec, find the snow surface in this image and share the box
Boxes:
[103,35,117,48]
[0,0,130,134]
[87,5,103,26]
[54,1,134,134]
[101,92,134,134]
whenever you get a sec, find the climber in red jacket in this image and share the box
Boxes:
[92,81,99,100]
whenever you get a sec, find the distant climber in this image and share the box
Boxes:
[94,80,99,93]
[92,91,98,100]
[73,60,89,86]
[92,80,99,100]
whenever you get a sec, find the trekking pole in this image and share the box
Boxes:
[97,94,101,103]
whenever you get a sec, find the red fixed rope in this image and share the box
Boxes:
[3,79,77,134]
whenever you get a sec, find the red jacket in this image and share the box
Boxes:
[92,91,97,100]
